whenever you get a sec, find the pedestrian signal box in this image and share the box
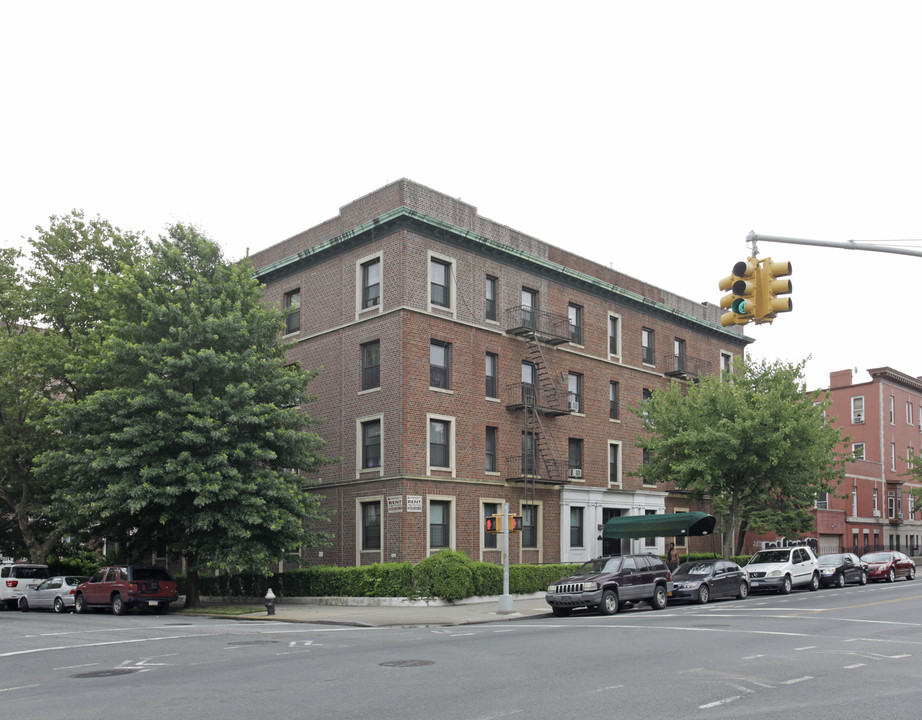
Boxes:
[485,514,525,533]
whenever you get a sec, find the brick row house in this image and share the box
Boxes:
[812,367,922,556]
[247,179,750,567]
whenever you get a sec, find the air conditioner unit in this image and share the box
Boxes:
[898,513,904,519]
[873,509,881,518]
[569,401,580,412]
[568,469,583,479]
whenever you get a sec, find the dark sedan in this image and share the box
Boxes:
[669,559,750,604]
[860,551,916,582]
[817,553,867,587]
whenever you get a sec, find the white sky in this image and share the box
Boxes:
[3,1,920,391]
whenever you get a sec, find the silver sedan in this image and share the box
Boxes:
[18,576,88,613]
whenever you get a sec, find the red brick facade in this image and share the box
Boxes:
[248,179,750,567]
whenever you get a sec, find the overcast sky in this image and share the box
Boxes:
[3,1,920,391]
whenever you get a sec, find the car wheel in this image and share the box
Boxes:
[835,573,846,588]
[75,593,88,614]
[888,568,896,583]
[551,606,572,617]
[651,585,668,610]
[809,572,820,591]
[859,571,867,585]
[19,597,29,612]
[697,584,710,605]
[53,597,66,613]
[598,589,619,615]
[779,575,793,594]
[112,593,126,616]
[908,566,916,580]
[737,581,749,600]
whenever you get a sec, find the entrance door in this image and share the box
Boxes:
[602,508,622,556]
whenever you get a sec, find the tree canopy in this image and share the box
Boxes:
[633,357,848,556]
[39,224,330,606]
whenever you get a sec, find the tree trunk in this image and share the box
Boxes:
[184,565,201,609]
[735,518,749,556]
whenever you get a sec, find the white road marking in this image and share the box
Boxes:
[700,696,741,709]
[781,676,813,685]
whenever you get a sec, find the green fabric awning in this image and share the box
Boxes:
[603,512,716,540]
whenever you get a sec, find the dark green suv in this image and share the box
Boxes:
[545,553,673,617]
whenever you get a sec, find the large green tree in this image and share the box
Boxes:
[634,357,848,556]
[0,214,143,561]
[41,224,330,607]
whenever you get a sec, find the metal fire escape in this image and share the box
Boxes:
[504,305,571,505]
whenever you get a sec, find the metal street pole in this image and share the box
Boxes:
[747,231,922,259]
[498,502,514,613]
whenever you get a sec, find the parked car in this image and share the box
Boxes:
[18,575,88,613]
[745,546,820,594]
[1,563,51,610]
[74,565,178,615]
[670,559,750,604]
[817,553,868,587]
[545,553,673,616]
[860,551,916,582]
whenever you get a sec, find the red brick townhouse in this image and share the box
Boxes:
[247,179,751,568]
[813,367,922,556]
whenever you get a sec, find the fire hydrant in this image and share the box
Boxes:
[265,588,276,616]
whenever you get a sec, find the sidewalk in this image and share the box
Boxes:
[194,593,553,627]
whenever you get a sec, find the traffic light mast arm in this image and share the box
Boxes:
[748,231,922,259]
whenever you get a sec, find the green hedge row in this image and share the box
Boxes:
[176,549,582,602]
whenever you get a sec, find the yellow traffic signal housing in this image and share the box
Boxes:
[485,514,502,534]
[719,259,758,326]
[509,514,524,532]
[755,258,793,323]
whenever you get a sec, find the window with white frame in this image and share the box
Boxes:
[720,351,732,375]
[888,491,896,519]
[570,507,584,548]
[891,442,896,471]
[852,442,865,460]
[908,401,914,426]
[522,504,539,548]
[608,313,621,357]
[428,498,453,550]
[608,442,621,485]
[851,396,864,423]
[430,341,451,390]
[357,416,382,472]
[360,500,381,551]
[427,415,455,472]
[815,492,829,510]
[568,372,583,414]
[890,395,895,424]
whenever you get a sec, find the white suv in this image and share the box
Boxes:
[745,547,820,594]
[1,563,51,610]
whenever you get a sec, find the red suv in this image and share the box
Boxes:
[75,565,178,615]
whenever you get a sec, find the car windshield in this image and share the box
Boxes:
[749,550,791,564]
[131,567,174,581]
[675,562,714,576]
[861,553,892,562]
[576,557,622,575]
[818,555,844,566]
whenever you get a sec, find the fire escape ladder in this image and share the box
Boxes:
[524,401,563,499]
[525,334,565,412]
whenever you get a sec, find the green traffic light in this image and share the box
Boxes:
[731,298,748,314]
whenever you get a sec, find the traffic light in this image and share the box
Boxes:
[719,259,758,326]
[509,514,524,532]
[755,258,792,324]
[485,514,501,534]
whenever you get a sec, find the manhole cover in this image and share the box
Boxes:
[379,660,435,667]
[72,669,141,679]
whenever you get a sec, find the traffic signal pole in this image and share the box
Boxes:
[747,231,922,259]
[498,503,514,614]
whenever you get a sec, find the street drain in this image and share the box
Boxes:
[379,660,435,667]
[72,669,141,679]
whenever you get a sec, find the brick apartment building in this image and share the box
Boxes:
[247,179,751,567]
[812,367,922,556]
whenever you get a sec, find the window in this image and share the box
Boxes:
[609,381,619,420]
[521,362,537,405]
[644,509,657,547]
[873,488,879,512]
[852,442,866,460]
[608,442,620,485]
[888,491,896,519]
[908,401,914,426]
[361,257,381,309]
[284,289,300,334]
[429,500,451,549]
[568,372,583,414]
[608,314,620,357]
[485,352,498,398]
[642,448,652,485]
[485,275,498,322]
[429,418,452,469]
[568,303,583,345]
[360,418,381,469]
[361,341,380,390]
[521,430,536,475]
[568,438,583,479]
[890,395,895,424]
[815,492,829,510]
[851,396,864,423]
[673,338,686,372]
[430,341,451,389]
[642,388,653,427]
[720,351,732,375]
[485,427,497,472]
[522,504,538,548]
[641,327,655,365]
[430,257,452,309]
[891,442,896,471]
[361,501,381,550]
[521,288,538,329]
[570,507,584,548]
[484,502,499,549]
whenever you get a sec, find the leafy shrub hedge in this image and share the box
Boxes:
[176,550,581,602]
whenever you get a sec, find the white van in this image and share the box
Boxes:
[1,563,51,610]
